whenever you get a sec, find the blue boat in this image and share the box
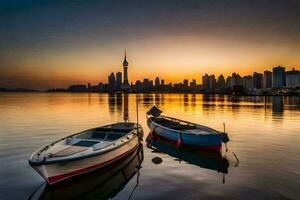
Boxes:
[147,106,229,151]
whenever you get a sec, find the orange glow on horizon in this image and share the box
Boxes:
[1,35,300,89]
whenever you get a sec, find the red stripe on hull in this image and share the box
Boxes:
[48,145,139,185]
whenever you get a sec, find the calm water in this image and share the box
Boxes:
[0,93,299,200]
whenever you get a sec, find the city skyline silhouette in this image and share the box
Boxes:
[1,1,300,89]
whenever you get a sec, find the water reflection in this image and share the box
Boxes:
[108,93,116,114]
[190,94,196,110]
[202,95,216,111]
[107,93,130,121]
[116,93,122,115]
[142,94,153,107]
[286,96,300,108]
[29,145,144,200]
[146,134,229,182]
[105,94,300,120]
[272,96,284,114]
[0,93,299,200]
[154,94,160,106]
[123,93,129,121]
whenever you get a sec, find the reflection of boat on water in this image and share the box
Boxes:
[146,133,229,174]
[28,145,144,200]
[29,122,143,185]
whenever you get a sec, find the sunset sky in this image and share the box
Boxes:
[0,0,300,90]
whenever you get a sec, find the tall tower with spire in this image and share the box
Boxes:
[121,50,131,91]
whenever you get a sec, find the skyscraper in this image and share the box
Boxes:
[209,75,216,89]
[217,74,225,89]
[253,72,263,89]
[150,80,154,88]
[263,70,272,88]
[286,68,300,87]
[143,78,150,91]
[202,74,210,90]
[155,77,160,87]
[232,73,242,86]
[108,72,116,92]
[242,75,253,89]
[273,66,286,87]
[116,71,122,90]
[121,51,131,91]
[190,79,196,87]
[226,76,233,88]
[183,79,189,89]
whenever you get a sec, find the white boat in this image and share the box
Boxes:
[28,145,144,200]
[29,122,143,185]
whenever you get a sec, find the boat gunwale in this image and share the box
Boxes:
[29,123,142,166]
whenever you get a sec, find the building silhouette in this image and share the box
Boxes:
[286,68,300,87]
[217,75,225,89]
[190,79,196,90]
[134,80,142,92]
[202,74,210,89]
[226,76,232,88]
[66,85,86,92]
[253,72,263,89]
[273,66,286,87]
[183,79,189,90]
[209,75,216,89]
[242,75,253,89]
[51,52,300,95]
[150,80,154,88]
[108,72,116,92]
[155,77,160,87]
[234,73,243,86]
[263,70,272,88]
[143,78,150,92]
[121,51,130,91]
[116,71,122,90]
[225,73,242,88]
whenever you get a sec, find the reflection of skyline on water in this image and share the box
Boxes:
[108,93,116,114]
[107,93,300,119]
[123,93,129,121]
[116,93,122,115]
[272,96,284,113]
[0,93,299,200]
[108,93,130,121]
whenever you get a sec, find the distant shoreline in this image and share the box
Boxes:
[0,88,39,92]
[1,90,300,96]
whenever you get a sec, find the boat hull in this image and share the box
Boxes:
[30,136,139,185]
[30,146,144,200]
[147,118,222,151]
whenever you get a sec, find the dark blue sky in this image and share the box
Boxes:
[0,0,300,89]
